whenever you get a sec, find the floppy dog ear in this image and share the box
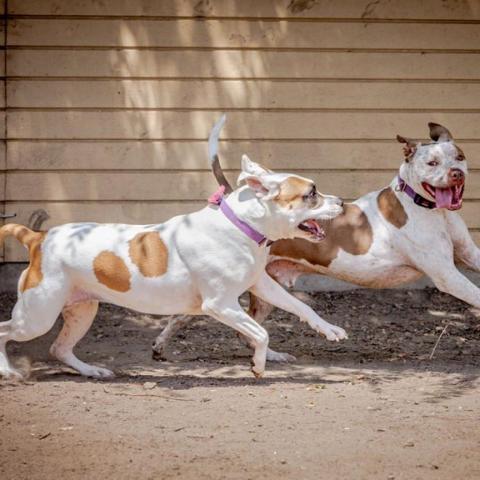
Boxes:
[396,135,419,162]
[237,155,280,199]
[428,122,453,142]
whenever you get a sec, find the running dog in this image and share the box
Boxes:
[154,122,477,362]
[0,141,346,379]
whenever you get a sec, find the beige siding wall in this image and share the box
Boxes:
[0,0,5,262]
[3,0,480,261]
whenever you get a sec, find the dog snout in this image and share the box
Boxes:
[323,194,343,206]
[448,168,465,185]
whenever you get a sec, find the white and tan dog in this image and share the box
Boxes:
[155,122,478,362]
[0,151,347,379]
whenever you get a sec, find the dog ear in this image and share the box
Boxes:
[237,155,279,199]
[396,135,418,162]
[428,122,453,142]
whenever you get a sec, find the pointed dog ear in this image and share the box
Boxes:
[237,155,279,200]
[396,135,419,162]
[428,122,453,142]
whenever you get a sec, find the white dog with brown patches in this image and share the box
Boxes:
[0,151,347,379]
[155,122,478,362]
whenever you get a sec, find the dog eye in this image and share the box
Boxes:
[456,155,465,162]
[427,160,439,166]
[303,187,317,201]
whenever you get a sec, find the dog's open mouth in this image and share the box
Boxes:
[421,183,464,210]
[298,219,326,241]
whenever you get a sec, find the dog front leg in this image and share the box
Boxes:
[250,272,347,341]
[420,261,480,309]
[447,212,480,272]
[202,298,269,377]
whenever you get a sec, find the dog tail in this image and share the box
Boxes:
[208,114,233,194]
[0,224,43,254]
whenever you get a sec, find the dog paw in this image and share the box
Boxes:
[325,325,348,342]
[267,350,297,363]
[0,367,24,381]
[83,366,115,380]
[152,349,167,362]
[250,359,265,378]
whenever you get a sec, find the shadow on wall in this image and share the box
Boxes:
[4,0,480,261]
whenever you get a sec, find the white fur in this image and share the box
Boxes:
[156,129,479,362]
[261,137,480,323]
[0,160,346,380]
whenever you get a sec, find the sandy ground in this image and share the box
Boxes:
[1,288,480,480]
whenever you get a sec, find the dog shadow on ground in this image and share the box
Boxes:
[2,288,480,402]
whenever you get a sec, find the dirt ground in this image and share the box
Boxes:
[1,288,480,480]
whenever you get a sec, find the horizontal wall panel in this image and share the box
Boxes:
[8,140,480,171]
[9,0,480,20]
[9,80,480,110]
[0,51,5,77]
[0,115,6,140]
[6,171,480,201]
[0,141,5,170]
[9,111,480,140]
[5,201,203,226]
[4,200,480,262]
[6,200,480,228]
[472,232,480,246]
[8,19,480,50]
[0,82,6,109]
[9,50,480,80]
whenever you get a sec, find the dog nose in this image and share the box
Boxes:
[338,198,344,207]
[449,168,465,185]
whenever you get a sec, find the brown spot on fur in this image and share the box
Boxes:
[275,177,317,209]
[20,232,46,292]
[0,224,47,292]
[128,231,168,277]
[377,187,408,229]
[270,204,373,267]
[93,251,131,292]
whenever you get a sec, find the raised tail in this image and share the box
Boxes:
[0,224,43,254]
[208,114,233,194]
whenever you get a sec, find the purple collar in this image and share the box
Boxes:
[396,176,436,209]
[208,186,272,246]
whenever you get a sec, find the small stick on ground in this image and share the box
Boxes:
[103,386,194,401]
[429,323,450,360]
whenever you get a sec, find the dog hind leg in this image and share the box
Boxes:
[0,286,68,379]
[0,320,23,379]
[152,315,193,360]
[50,300,114,379]
[245,293,296,363]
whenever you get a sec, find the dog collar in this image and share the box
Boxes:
[208,186,272,246]
[396,176,436,209]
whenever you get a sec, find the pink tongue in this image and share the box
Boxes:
[435,187,454,209]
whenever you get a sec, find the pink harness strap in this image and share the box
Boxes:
[208,186,271,247]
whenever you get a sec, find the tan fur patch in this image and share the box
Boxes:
[270,204,373,267]
[275,177,316,209]
[128,231,168,277]
[93,251,131,292]
[377,187,408,229]
[20,232,46,292]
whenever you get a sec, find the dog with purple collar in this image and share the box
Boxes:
[154,121,478,363]
[0,137,347,379]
